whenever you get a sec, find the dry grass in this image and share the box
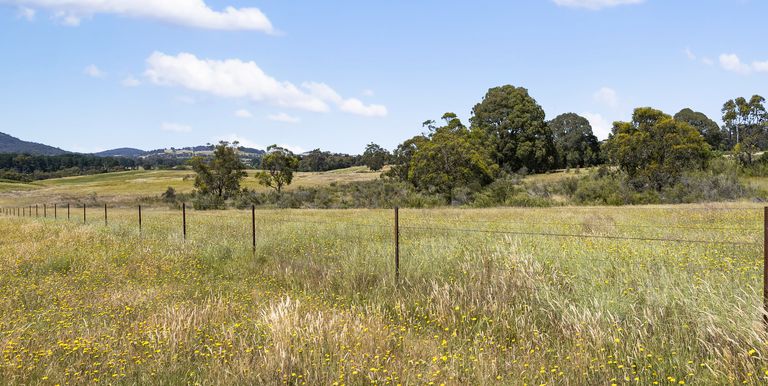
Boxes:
[1,204,767,384]
[0,167,383,207]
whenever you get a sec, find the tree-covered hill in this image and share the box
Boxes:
[0,132,69,156]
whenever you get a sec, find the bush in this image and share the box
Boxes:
[192,194,226,210]
[504,192,556,207]
[661,171,746,203]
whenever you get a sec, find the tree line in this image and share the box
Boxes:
[181,84,767,208]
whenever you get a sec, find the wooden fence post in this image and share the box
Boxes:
[764,207,767,329]
[44,204,47,218]
[83,204,86,224]
[67,203,70,220]
[104,204,108,226]
[138,205,142,234]
[54,204,57,219]
[182,203,187,241]
[35,204,38,217]
[251,204,256,253]
[395,206,400,284]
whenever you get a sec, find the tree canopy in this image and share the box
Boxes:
[361,143,390,171]
[189,141,246,199]
[256,145,300,193]
[470,85,556,173]
[674,108,726,151]
[722,95,767,164]
[548,113,600,168]
[407,114,498,200]
[604,107,711,190]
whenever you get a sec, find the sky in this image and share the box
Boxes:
[0,0,766,154]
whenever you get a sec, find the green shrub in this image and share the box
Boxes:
[192,194,226,210]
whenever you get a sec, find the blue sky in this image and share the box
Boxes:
[0,0,766,154]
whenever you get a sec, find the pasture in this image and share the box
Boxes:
[0,167,384,207]
[1,204,767,384]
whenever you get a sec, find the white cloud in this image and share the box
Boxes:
[701,57,714,66]
[83,64,104,78]
[235,109,253,118]
[684,47,696,61]
[145,52,388,117]
[339,98,388,117]
[121,76,140,87]
[280,144,305,154]
[552,0,643,10]
[719,54,752,75]
[593,87,618,108]
[160,122,192,133]
[5,0,274,32]
[268,112,301,123]
[581,112,613,140]
[301,81,388,117]
[217,134,262,149]
[753,60,768,73]
[16,6,35,20]
[717,53,768,74]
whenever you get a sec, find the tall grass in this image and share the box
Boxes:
[0,205,766,384]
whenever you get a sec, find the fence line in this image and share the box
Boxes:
[409,217,763,232]
[399,225,761,246]
[1,202,767,328]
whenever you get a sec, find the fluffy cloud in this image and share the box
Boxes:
[719,53,768,75]
[719,54,752,75]
[581,112,613,140]
[268,112,301,123]
[754,61,768,73]
[160,122,192,133]
[684,47,714,66]
[83,64,104,78]
[593,87,618,108]
[4,0,273,31]
[234,109,253,118]
[16,6,35,20]
[121,76,140,87]
[552,0,643,10]
[145,52,388,117]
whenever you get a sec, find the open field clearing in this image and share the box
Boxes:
[0,167,383,206]
[1,205,767,384]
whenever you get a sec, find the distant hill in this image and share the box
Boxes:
[0,132,69,156]
[143,145,265,158]
[94,148,147,157]
[0,131,267,159]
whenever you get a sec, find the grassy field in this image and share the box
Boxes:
[0,167,383,207]
[1,204,767,384]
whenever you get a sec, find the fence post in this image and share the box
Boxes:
[394,206,400,284]
[35,204,38,217]
[83,204,86,224]
[251,204,256,253]
[182,203,187,241]
[54,204,57,219]
[67,203,70,220]
[138,205,142,234]
[44,204,47,218]
[764,207,767,329]
[104,204,108,226]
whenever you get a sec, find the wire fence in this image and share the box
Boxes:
[2,203,767,327]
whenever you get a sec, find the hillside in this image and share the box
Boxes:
[94,148,146,157]
[0,132,69,155]
[0,166,383,206]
